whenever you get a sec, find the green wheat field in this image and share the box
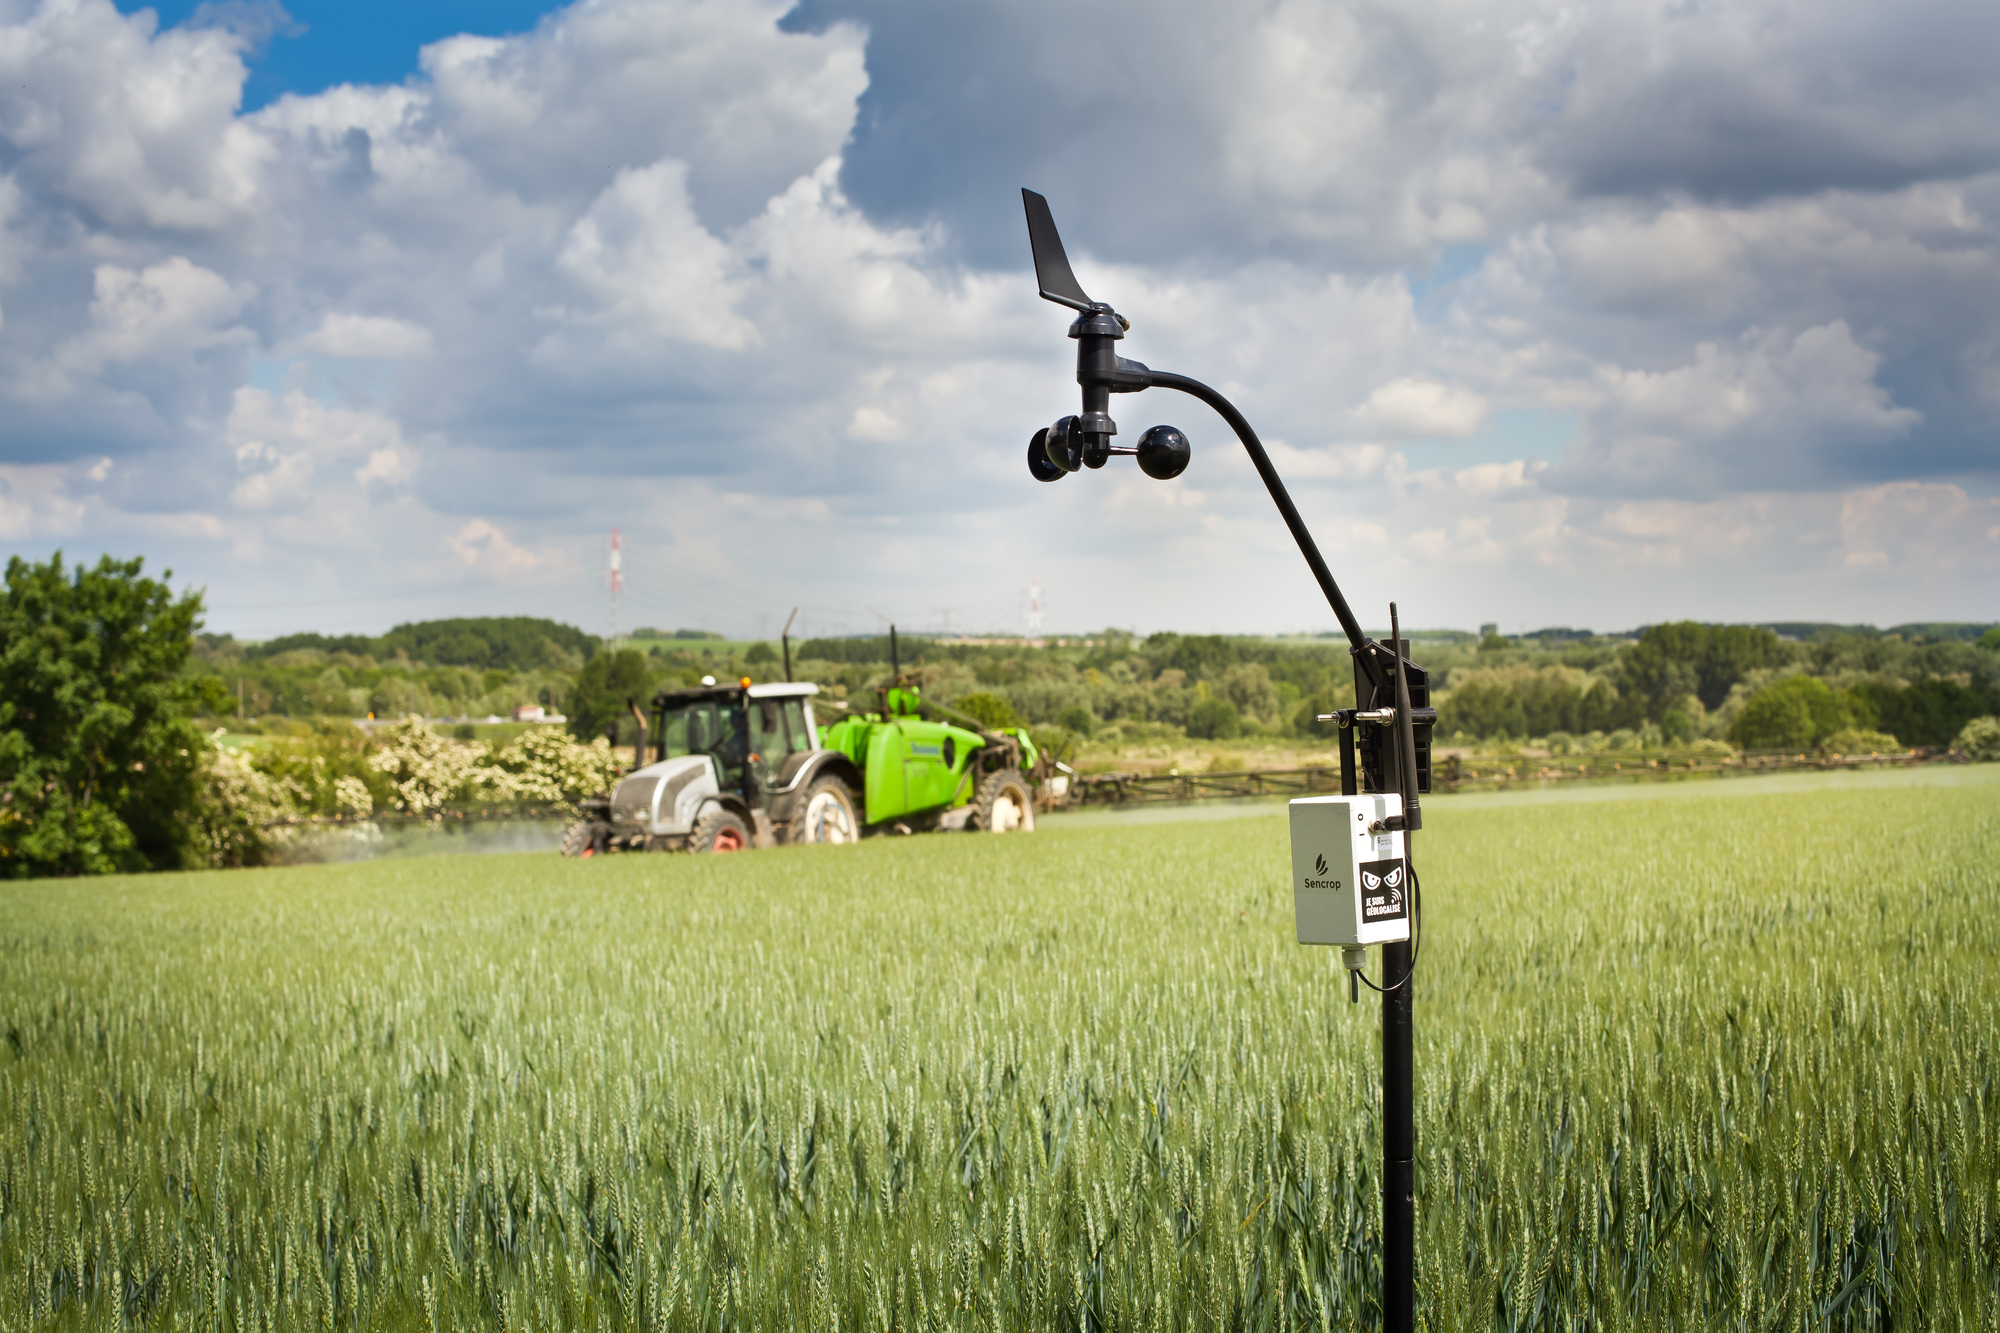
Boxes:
[3,767,1996,1330]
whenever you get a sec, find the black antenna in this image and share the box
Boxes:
[1390,604,1421,832]
[781,606,797,683]
[1021,190,1095,313]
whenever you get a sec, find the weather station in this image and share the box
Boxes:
[1019,189,1437,1332]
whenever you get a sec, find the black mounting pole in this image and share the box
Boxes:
[1383,606,1418,1333]
[889,624,900,682]
[781,606,798,684]
[1144,368,1414,1332]
[1023,188,1422,1329]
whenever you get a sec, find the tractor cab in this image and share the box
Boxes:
[651,679,820,805]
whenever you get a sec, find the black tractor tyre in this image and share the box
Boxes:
[972,768,1035,833]
[560,820,611,857]
[790,776,859,845]
[689,808,752,853]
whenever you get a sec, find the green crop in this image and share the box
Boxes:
[2,769,1995,1329]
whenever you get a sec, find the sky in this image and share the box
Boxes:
[1,0,1996,641]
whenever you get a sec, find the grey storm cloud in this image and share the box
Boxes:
[0,0,1995,638]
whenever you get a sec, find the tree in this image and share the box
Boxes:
[1731,687,1815,751]
[566,649,653,741]
[1054,704,1097,737]
[377,617,596,670]
[1730,676,1855,750]
[1216,662,1279,726]
[0,553,212,876]
[248,617,598,670]
[1144,633,1236,681]
[1187,696,1241,739]
[952,693,1020,730]
[1440,680,1527,739]
[1954,716,2000,761]
[1622,622,1793,716]
[1854,677,1999,747]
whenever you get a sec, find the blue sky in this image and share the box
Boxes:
[6,0,1998,639]
[119,1,561,109]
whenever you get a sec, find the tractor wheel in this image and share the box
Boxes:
[560,820,608,857]
[689,808,751,854]
[973,769,1035,833]
[792,777,859,845]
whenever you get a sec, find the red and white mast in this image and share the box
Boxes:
[607,527,624,648]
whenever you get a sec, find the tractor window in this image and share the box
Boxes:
[753,699,786,758]
[658,708,690,759]
[782,699,813,752]
[714,706,748,765]
[662,703,721,760]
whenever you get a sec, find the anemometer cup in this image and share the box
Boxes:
[1042,415,1086,474]
[1027,428,1067,483]
[1136,425,1191,480]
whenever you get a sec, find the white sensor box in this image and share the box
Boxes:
[1289,794,1410,947]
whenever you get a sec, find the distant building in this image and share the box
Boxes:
[513,705,566,723]
[1479,622,1498,639]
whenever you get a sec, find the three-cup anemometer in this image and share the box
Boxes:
[1020,188,1437,1333]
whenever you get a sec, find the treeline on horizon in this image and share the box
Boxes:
[14,551,1991,878]
[185,611,2000,754]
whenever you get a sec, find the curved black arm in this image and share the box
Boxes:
[1146,369,1368,651]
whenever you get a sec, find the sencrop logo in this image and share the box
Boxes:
[1303,852,1342,891]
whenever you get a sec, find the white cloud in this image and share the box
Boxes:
[445,517,546,578]
[0,0,271,229]
[299,313,434,359]
[415,0,866,225]
[1266,441,1396,483]
[57,257,251,377]
[1602,322,1918,442]
[555,159,757,350]
[1551,208,1749,314]
[225,387,418,511]
[1540,321,1926,500]
[1354,377,1489,438]
[1839,481,2000,576]
[847,406,900,442]
[0,463,88,540]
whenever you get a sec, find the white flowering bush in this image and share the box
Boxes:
[365,716,621,816]
[366,715,491,814]
[332,775,374,818]
[193,731,309,867]
[485,726,623,811]
[188,719,619,857]
[1954,715,2000,762]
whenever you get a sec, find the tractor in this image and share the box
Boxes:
[560,673,1041,855]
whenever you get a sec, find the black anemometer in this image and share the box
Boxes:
[1021,188,1434,1332]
